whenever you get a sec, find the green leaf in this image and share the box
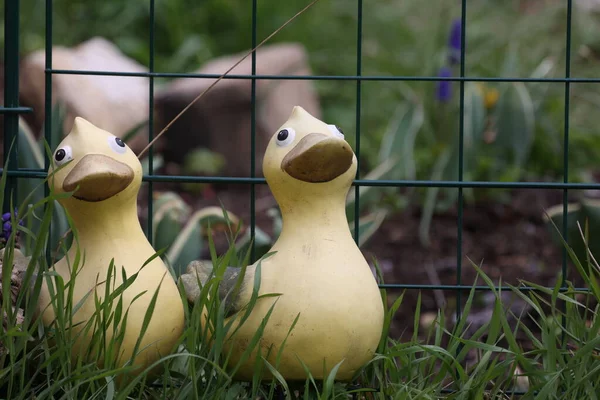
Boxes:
[182,147,226,176]
[378,101,424,180]
[321,359,345,399]
[140,153,164,175]
[262,359,292,400]
[16,120,45,218]
[500,41,520,77]
[543,202,581,246]
[48,102,67,150]
[543,200,600,269]
[236,226,273,261]
[17,118,44,169]
[152,192,190,252]
[121,118,148,144]
[12,124,72,257]
[166,207,240,275]
[345,156,397,222]
[349,208,389,247]
[419,148,452,246]
[494,81,535,166]
[462,82,486,172]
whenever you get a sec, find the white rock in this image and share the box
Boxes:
[19,37,150,153]
[154,42,322,177]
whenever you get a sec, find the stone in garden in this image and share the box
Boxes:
[19,37,150,154]
[154,42,321,178]
[0,248,32,357]
[575,0,600,11]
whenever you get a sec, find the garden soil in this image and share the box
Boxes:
[145,181,588,344]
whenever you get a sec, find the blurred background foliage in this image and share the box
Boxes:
[3,0,600,178]
[3,0,600,248]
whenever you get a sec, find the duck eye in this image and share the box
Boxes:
[54,145,73,166]
[55,149,65,161]
[327,124,345,139]
[108,135,127,154]
[276,127,296,147]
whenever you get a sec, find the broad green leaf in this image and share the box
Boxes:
[494,82,535,166]
[349,208,389,247]
[462,82,486,173]
[378,101,424,181]
[152,192,190,251]
[236,226,273,261]
[345,156,397,222]
[166,207,240,275]
[140,153,163,175]
[17,118,44,169]
[419,148,452,246]
[543,200,600,269]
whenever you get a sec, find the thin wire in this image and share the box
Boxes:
[0,107,32,113]
[455,0,467,325]
[47,70,600,84]
[5,169,600,190]
[136,0,323,159]
[250,0,257,261]
[378,283,590,292]
[147,0,156,243]
[44,0,53,263]
[561,0,573,347]
[354,0,363,244]
[2,0,20,214]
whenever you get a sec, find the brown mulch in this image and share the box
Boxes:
[361,188,573,339]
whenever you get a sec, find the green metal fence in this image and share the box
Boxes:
[0,0,588,383]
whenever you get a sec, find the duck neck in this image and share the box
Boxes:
[276,190,352,241]
[61,197,147,251]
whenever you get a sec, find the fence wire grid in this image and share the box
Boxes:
[0,0,591,392]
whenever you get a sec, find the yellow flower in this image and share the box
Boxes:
[484,87,499,109]
[475,83,499,109]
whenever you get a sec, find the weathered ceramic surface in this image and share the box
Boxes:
[182,106,384,381]
[37,118,185,380]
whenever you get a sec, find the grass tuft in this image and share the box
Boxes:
[1,164,600,399]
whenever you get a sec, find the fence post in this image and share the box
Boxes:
[3,0,20,213]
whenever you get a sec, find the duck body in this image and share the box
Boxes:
[37,118,185,378]
[228,204,384,381]
[191,106,384,381]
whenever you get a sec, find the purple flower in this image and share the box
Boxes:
[436,67,453,103]
[1,209,22,245]
[448,19,462,65]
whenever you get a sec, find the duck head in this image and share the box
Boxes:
[48,117,142,214]
[263,106,357,210]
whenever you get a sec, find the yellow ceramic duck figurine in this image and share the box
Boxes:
[37,118,185,378]
[182,106,384,381]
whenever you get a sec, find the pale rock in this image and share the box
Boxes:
[19,37,150,154]
[576,0,600,11]
[154,42,321,178]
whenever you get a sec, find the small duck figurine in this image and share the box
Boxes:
[37,118,185,378]
[182,106,384,381]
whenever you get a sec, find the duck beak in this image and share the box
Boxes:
[281,133,354,183]
[62,154,134,202]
